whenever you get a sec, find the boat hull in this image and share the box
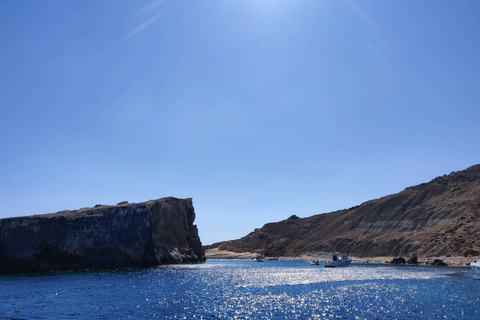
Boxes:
[471,260,480,273]
[325,260,352,268]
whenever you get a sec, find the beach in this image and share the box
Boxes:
[205,248,474,267]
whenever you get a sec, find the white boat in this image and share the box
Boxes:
[254,256,264,262]
[471,259,480,273]
[325,252,352,267]
[310,260,319,265]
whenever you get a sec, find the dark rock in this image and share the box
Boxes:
[407,256,418,264]
[391,257,406,264]
[0,197,205,273]
[431,259,448,266]
[462,249,479,257]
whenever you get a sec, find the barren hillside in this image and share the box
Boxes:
[218,165,480,258]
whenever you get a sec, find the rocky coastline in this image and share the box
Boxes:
[205,248,475,267]
[0,197,205,274]
[215,165,480,261]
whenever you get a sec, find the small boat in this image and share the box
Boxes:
[471,259,480,273]
[325,252,352,268]
[266,257,279,261]
[254,256,264,262]
[310,260,319,265]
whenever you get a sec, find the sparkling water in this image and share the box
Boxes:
[1,260,479,319]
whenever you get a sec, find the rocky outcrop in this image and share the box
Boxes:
[0,197,205,273]
[430,259,448,266]
[407,256,418,265]
[390,257,406,264]
[218,165,480,258]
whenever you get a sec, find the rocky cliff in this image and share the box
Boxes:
[0,197,205,273]
[218,165,480,258]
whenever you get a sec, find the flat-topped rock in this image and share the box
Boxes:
[0,197,205,273]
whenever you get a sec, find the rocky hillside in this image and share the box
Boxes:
[218,165,480,258]
[0,197,205,273]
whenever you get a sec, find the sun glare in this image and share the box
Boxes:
[247,0,292,16]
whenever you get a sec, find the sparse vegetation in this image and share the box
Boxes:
[218,165,480,258]
[203,242,224,250]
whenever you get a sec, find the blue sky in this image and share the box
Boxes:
[1,0,479,245]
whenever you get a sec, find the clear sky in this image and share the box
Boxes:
[1,0,479,245]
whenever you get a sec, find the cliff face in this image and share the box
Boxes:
[219,165,480,258]
[0,197,205,273]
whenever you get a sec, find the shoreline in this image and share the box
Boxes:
[205,248,475,267]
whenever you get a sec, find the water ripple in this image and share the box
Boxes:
[0,260,479,319]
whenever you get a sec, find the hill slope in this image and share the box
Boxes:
[219,165,480,258]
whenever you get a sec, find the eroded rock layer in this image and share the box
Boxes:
[0,197,205,273]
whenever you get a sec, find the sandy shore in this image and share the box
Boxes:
[205,248,312,261]
[205,248,258,259]
[205,248,474,267]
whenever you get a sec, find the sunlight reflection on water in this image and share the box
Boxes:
[1,260,479,319]
[175,260,441,288]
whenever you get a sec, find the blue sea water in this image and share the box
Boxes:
[1,260,479,319]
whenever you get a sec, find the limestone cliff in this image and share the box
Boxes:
[0,197,205,273]
[219,165,480,258]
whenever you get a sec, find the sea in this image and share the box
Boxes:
[1,260,479,319]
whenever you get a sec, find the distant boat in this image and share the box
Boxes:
[254,256,264,262]
[325,252,352,267]
[471,259,480,273]
[310,260,319,265]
